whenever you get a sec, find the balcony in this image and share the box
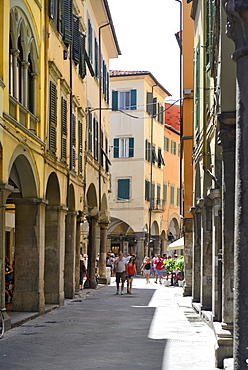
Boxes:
[150,198,165,213]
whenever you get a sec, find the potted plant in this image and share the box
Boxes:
[163,258,176,286]
[175,256,184,286]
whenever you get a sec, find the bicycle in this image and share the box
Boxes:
[0,307,6,339]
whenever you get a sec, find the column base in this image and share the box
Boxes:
[97,276,108,285]
[214,322,233,369]
[84,279,97,289]
[183,284,192,296]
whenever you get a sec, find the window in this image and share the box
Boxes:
[71,113,76,169]
[94,38,99,78]
[152,146,158,164]
[112,90,137,111]
[171,140,177,155]
[88,18,93,63]
[164,136,170,151]
[170,185,175,205]
[145,180,150,201]
[61,97,67,162]
[158,148,165,168]
[113,138,134,158]
[117,179,130,200]
[177,188,180,207]
[157,103,164,124]
[163,183,167,204]
[93,117,98,161]
[88,110,92,154]
[49,81,57,154]
[157,184,161,206]
[78,119,83,175]
[146,92,153,115]
[145,140,151,162]
[72,15,80,64]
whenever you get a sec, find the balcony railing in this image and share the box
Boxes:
[150,198,165,213]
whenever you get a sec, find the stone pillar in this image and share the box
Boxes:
[84,216,98,289]
[208,188,221,321]
[13,198,47,313]
[135,233,145,274]
[191,203,202,303]
[44,205,67,305]
[183,218,193,297]
[223,3,248,366]
[0,185,13,320]
[75,212,83,291]
[64,210,77,299]
[153,236,160,255]
[200,197,213,311]
[215,116,235,370]
[98,222,109,284]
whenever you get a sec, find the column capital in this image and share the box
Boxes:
[217,112,236,151]
[224,1,248,60]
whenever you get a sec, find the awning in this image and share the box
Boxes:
[167,237,184,250]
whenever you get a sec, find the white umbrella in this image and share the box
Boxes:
[167,237,184,250]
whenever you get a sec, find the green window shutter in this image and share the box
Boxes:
[49,81,57,153]
[62,0,73,44]
[79,32,86,79]
[163,183,167,203]
[88,18,93,63]
[148,141,151,162]
[117,179,130,200]
[145,140,148,161]
[72,113,76,169]
[157,185,161,203]
[145,180,150,201]
[72,15,80,64]
[93,118,98,161]
[106,72,110,104]
[170,185,175,205]
[78,119,83,175]
[88,111,92,153]
[153,97,157,117]
[129,138,134,157]
[177,188,180,206]
[147,92,153,115]
[195,45,200,134]
[130,89,137,110]
[95,38,99,78]
[112,90,118,111]
[61,97,67,162]
[114,138,119,158]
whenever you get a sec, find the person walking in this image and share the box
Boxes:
[141,257,152,284]
[154,254,164,284]
[114,251,127,295]
[126,256,136,294]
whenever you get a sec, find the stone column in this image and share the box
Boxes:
[11,49,19,99]
[191,203,202,303]
[224,3,248,367]
[0,185,13,319]
[215,115,236,370]
[135,233,145,274]
[208,188,221,321]
[200,197,213,311]
[64,210,77,299]
[21,61,30,107]
[75,212,83,291]
[98,222,109,284]
[183,218,193,297]
[13,198,47,313]
[45,205,67,305]
[84,216,98,289]
[153,236,160,255]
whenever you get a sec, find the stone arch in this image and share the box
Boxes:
[168,217,180,240]
[151,220,159,236]
[8,147,38,198]
[85,183,98,215]
[46,172,60,205]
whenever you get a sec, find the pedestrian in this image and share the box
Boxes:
[126,256,136,294]
[154,254,164,284]
[106,253,114,276]
[114,251,127,295]
[79,255,86,290]
[141,257,152,284]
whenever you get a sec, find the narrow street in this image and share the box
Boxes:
[1,277,217,370]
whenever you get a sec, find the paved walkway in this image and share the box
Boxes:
[1,277,219,369]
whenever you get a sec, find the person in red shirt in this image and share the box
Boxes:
[155,254,164,284]
[126,256,136,294]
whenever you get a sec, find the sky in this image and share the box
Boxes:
[107,0,181,101]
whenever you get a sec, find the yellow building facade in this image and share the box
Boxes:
[0,0,120,325]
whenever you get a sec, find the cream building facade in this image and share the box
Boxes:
[109,71,180,268]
